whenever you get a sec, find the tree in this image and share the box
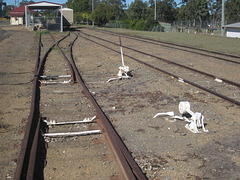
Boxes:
[4,5,15,17]
[176,5,188,21]
[90,2,114,26]
[127,0,148,20]
[108,0,126,20]
[74,12,89,23]
[156,0,177,22]
[212,0,222,22]
[20,0,35,6]
[195,0,209,23]
[177,0,209,23]
[67,0,91,13]
[225,0,240,23]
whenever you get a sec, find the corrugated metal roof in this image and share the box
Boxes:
[27,1,62,9]
[225,22,240,28]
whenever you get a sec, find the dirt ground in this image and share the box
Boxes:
[0,21,37,179]
[0,21,239,180]
[75,28,240,180]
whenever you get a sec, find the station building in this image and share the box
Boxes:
[9,5,32,25]
[9,1,73,32]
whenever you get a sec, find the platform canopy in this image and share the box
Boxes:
[25,1,63,31]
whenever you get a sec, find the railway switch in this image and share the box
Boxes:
[107,37,131,82]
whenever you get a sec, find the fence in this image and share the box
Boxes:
[172,20,223,35]
[105,22,169,32]
[105,20,228,35]
[31,17,61,31]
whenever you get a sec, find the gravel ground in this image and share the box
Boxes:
[74,28,240,179]
[0,22,37,179]
[0,22,239,180]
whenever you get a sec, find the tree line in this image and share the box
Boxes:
[67,0,240,28]
[4,0,240,30]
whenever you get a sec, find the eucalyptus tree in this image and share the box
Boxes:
[177,0,209,24]
[156,0,177,22]
[90,2,115,25]
[225,0,240,23]
[67,0,92,13]
[126,0,148,20]
[108,0,126,20]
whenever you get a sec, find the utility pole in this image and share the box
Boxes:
[221,0,225,36]
[154,0,156,20]
[92,0,94,28]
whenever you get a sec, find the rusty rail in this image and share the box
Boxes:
[15,31,147,180]
[49,32,75,83]
[14,32,71,180]
[69,32,147,179]
[80,31,240,88]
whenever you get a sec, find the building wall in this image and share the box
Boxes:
[226,28,240,38]
[10,17,24,25]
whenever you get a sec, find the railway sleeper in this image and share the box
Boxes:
[43,130,102,137]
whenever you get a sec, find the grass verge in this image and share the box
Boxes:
[93,27,240,56]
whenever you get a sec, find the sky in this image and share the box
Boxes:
[6,0,181,7]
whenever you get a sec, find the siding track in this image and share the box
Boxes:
[79,29,240,106]
[14,31,146,180]
[12,27,240,180]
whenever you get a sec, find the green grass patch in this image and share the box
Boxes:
[36,30,69,36]
[36,30,50,35]
[51,46,58,50]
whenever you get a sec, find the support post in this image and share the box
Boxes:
[60,5,63,32]
[154,0,156,20]
[25,5,27,28]
[221,0,225,36]
[92,0,94,27]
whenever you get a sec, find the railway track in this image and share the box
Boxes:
[12,28,240,179]
[66,29,240,179]
[14,32,146,180]
[85,27,240,64]
[79,29,240,106]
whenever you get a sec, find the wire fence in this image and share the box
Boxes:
[172,20,223,35]
[32,17,61,31]
[105,20,229,35]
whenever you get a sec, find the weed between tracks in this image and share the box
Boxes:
[36,30,49,35]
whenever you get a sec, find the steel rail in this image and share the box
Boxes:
[49,32,75,83]
[14,32,72,180]
[15,31,146,180]
[37,33,70,75]
[87,27,240,61]
[69,32,147,179]
[26,116,41,180]
[14,34,42,180]
[79,33,240,106]
[81,31,240,88]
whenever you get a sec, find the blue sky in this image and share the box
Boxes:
[6,0,181,7]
